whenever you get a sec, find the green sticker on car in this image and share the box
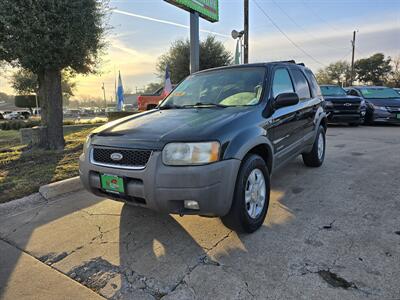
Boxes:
[100,174,124,193]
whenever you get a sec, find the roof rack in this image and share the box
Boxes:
[276,60,305,66]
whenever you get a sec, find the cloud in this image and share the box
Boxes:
[250,18,400,71]
[113,9,230,38]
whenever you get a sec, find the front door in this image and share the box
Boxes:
[269,67,302,166]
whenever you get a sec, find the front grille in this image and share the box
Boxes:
[332,102,360,112]
[92,147,152,168]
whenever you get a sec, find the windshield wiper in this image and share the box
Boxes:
[183,102,228,108]
[158,104,183,110]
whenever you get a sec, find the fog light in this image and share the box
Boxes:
[184,200,199,210]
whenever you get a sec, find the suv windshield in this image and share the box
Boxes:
[320,86,346,97]
[160,67,265,108]
[359,87,400,99]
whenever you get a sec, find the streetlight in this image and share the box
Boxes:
[231,30,245,64]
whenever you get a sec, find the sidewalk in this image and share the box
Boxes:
[0,240,103,300]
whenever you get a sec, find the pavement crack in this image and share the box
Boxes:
[81,210,121,217]
[203,230,233,252]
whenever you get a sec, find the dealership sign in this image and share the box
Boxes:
[164,0,219,22]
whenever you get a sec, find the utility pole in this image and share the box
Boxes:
[244,0,249,64]
[102,82,107,109]
[350,30,356,85]
[190,12,200,73]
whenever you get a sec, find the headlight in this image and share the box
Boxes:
[162,142,220,166]
[371,104,387,111]
[83,134,92,154]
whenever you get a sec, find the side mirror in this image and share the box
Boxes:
[273,92,300,109]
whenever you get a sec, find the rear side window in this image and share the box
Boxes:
[349,89,360,97]
[291,69,311,100]
[272,68,294,97]
[304,69,321,97]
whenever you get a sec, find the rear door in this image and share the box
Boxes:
[289,68,320,142]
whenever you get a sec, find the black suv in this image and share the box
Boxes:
[80,61,327,233]
[320,84,365,125]
[346,86,400,124]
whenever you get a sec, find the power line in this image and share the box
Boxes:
[301,0,342,34]
[270,0,348,52]
[252,0,327,67]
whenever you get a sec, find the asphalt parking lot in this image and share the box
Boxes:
[0,125,399,300]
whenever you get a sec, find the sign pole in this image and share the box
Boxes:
[190,11,200,74]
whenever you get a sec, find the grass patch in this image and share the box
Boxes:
[0,128,93,203]
[0,130,20,149]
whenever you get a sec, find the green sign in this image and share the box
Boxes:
[164,0,219,23]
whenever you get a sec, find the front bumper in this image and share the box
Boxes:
[370,110,400,124]
[79,150,241,216]
[327,112,363,124]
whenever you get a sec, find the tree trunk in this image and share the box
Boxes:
[37,71,47,126]
[43,68,65,150]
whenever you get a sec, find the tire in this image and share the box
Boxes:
[302,126,326,167]
[221,154,270,233]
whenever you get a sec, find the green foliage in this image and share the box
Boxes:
[157,36,232,83]
[0,0,108,74]
[10,68,76,99]
[315,61,351,86]
[354,53,392,86]
[15,95,38,108]
[385,56,400,88]
[145,82,163,94]
[0,119,41,131]
[107,111,137,121]
[10,69,38,95]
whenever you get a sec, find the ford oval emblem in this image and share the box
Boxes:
[110,152,123,161]
[344,103,352,106]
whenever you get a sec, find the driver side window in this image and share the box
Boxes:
[272,68,294,98]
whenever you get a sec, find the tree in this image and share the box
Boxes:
[156,36,232,83]
[315,61,351,86]
[10,69,39,95]
[145,82,163,94]
[10,69,76,107]
[354,53,392,86]
[0,0,107,149]
[386,55,400,88]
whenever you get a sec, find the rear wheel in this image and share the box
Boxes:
[221,154,270,233]
[302,126,326,167]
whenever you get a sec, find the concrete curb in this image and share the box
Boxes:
[39,176,83,200]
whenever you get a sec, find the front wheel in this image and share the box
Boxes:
[302,126,326,167]
[221,154,270,233]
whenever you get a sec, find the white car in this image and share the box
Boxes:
[3,111,25,120]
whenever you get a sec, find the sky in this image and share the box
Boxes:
[0,0,399,101]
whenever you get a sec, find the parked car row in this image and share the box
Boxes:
[320,84,400,125]
[63,107,106,117]
[0,110,31,120]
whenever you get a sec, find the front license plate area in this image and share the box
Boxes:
[100,174,125,194]
[396,113,400,119]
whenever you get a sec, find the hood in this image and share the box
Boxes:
[365,98,400,107]
[91,108,250,150]
[323,95,361,103]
